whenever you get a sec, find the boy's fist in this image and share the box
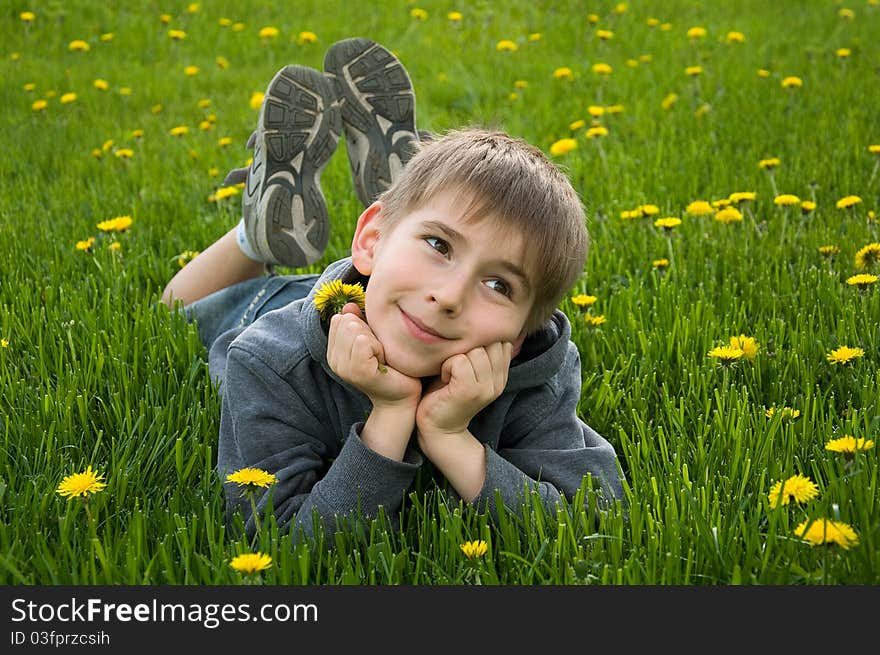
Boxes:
[327,303,422,408]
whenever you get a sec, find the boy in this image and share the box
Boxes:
[162,38,625,542]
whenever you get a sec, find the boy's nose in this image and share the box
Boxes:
[428,274,468,316]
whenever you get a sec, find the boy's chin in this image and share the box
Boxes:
[385,353,442,380]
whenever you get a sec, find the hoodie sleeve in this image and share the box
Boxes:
[218,344,422,543]
[469,341,625,519]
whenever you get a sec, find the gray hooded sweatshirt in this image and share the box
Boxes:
[212,258,625,542]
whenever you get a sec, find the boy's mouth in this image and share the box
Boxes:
[398,307,450,343]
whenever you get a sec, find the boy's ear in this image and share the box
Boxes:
[350,201,383,275]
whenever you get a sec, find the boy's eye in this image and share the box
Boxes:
[425,236,450,255]
[485,278,512,297]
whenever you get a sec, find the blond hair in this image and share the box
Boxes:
[377,127,588,334]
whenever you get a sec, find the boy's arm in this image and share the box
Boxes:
[422,341,625,517]
[218,344,422,543]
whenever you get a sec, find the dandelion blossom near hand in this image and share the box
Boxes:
[313,280,367,321]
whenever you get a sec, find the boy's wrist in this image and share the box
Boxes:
[360,402,419,461]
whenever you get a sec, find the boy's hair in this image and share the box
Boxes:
[377,127,588,334]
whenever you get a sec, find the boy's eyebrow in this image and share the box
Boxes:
[421,220,532,293]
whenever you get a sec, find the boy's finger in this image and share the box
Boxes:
[340,302,364,320]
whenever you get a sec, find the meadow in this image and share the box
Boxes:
[1,0,878,585]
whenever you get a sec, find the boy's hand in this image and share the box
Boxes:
[416,341,513,438]
[327,303,422,409]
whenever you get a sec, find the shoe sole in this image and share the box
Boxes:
[243,65,341,267]
[324,38,418,207]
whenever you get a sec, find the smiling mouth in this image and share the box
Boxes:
[399,307,449,343]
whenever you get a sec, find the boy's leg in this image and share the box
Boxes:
[323,39,419,207]
[161,65,340,309]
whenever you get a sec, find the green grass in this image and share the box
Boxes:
[1,0,877,585]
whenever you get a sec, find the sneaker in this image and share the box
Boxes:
[241,65,341,268]
[323,38,419,207]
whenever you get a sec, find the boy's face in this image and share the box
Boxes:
[351,191,535,378]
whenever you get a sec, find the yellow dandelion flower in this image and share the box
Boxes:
[114,148,134,159]
[794,519,858,549]
[448,11,463,22]
[108,242,121,253]
[639,54,653,63]
[514,80,528,89]
[836,195,862,209]
[781,76,803,88]
[586,314,606,326]
[169,125,189,137]
[729,335,758,360]
[68,40,90,52]
[714,207,743,224]
[685,200,714,216]
[661,93,678,110]
[712,199,731,209]
[258,26,279,39]
[869,144,880,155]
[20,11,36,22]
[835,48,851,59]
[587,106,605,118]
[655,217,682,230]
[596,30,614,41]
[553,67,573,80]
[588,14,600,24]
[232,23,245,32]
[97,215,133,232]
[249,92,265,110]
[0,338,8,348]
[23,82,36,92]
[686,26,707,39]
[639,204,660,216]
[757,69,771,78]
[825,435,874,454]
[56,465,107,498]
[218,137,233,148]
[801,200,817,214]
[586,126,608,138]
[528,33,542,41]
[759,157,780,169]
[646,18,660,27]
[226,467,277,489]
[726,31,745,43]
[606,104,625,114]
[460,540,488,559]
[846,273,877,288]
[774,194,800,206]
[229,552,273,574]
[216,55,230,69]
[160,14,172,24]
[313,280,367,321]
[764,406,800,420]
[496,39,518,52]
[767,474,819,508]
[729,192,756,204]
[187,3,200,13]
[131,129,144,139]
[652,258,670,268]
[570,294,598,308]
[410,8,428,20]
[591,62,612,75]
[550,138,577,156]
[100,33,113,42]
[838,8,855,19]
[119,87,132,96]
[819,245,840,258]
[708,345,744,363]
[826,345,864,364]
[297,31,318,45]
[151,104,163,114]
[184,65,199,76]
[685,65,703,77]
[168,29,186,40]
[76,237,95,251]
[854,243,880,269]
[177,250,200,268]
[569,119,586,131]
[213,186,240,201]
[31,99,48,112]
